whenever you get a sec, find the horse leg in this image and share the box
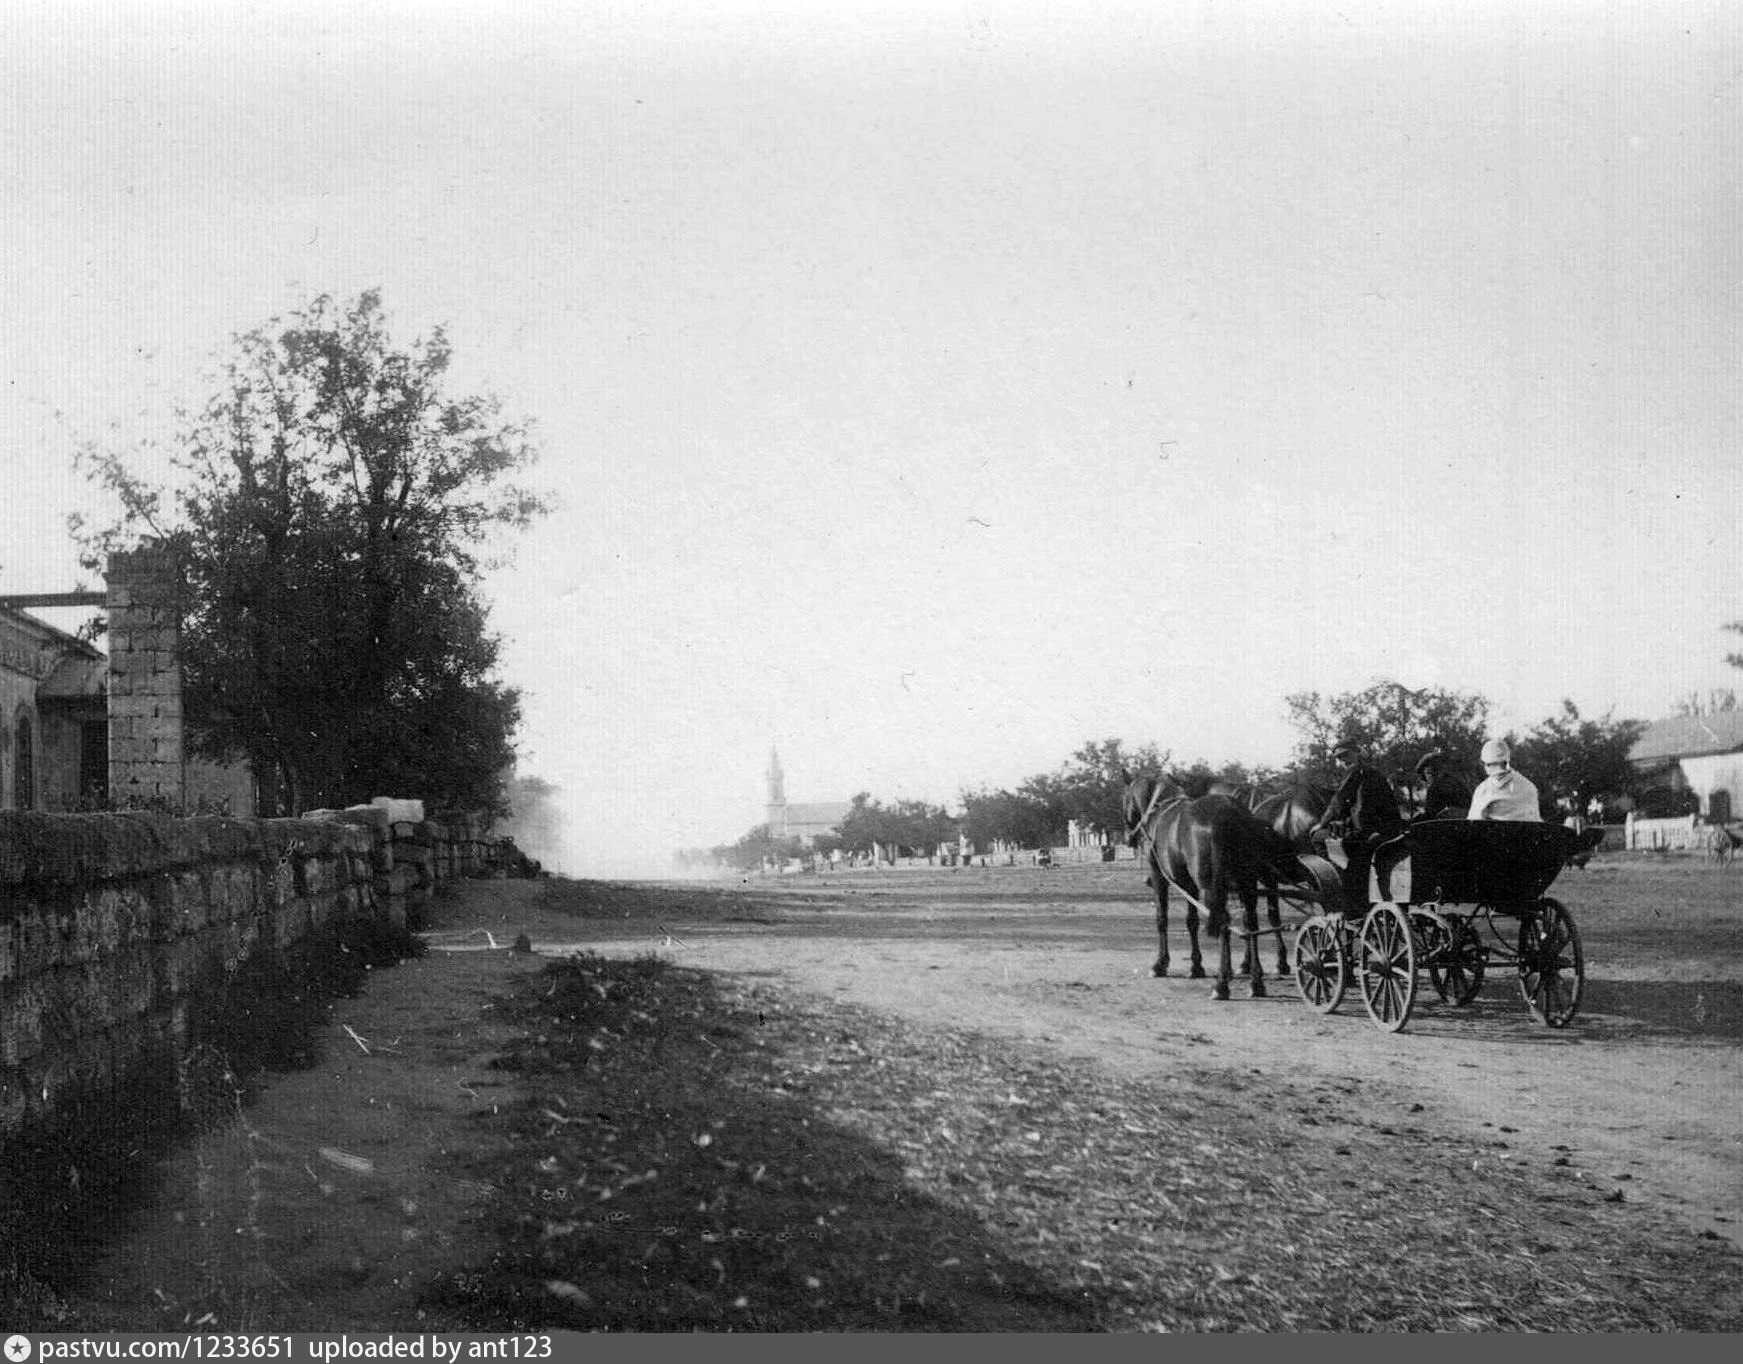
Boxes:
[1150,868,1170,978]
[1239,873,1283,979]
[1238,877,1257,977]
[1185,898,1206,978]
[1211,918,1232,1000]
[1243,885,1267,998]
[1269,879,1288,978]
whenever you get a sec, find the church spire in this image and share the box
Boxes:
[766,744,787,834]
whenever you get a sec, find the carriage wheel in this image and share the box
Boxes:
[1410,909,1451,997]
[1293,915,1346,1014]
[1358,903,1417,1033]
[1517,897,1584,1028]
[1429,917,1487,1006]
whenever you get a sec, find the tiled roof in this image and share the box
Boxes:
[0,603,104,658]
[1630,712,1743,763]
[782,801,852,827]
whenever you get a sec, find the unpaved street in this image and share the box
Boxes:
[66,862,1743,1329]
[466,864,1743,1250]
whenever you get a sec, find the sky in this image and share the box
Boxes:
[2,0,1740,875]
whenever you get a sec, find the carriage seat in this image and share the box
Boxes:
[1375,820,1578,906]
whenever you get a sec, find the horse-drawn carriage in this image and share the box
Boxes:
[1123,775,1590,1035]
[1289,819,1586,1033]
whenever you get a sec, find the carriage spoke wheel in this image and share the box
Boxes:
[1358,903,1417,1033]
[1410,910,1452,1000]
[1429,917,1487,1006]
[1293,915,1346,1014]
[1518,897,1584,1028]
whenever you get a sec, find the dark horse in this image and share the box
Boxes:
[1123,775,1306,999]
[1205,781,1333,976]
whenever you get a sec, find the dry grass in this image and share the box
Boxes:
[431,950,1743,1332]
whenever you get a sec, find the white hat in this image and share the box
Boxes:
[1481,738,1510,764]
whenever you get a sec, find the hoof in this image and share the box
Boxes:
[1250,979,1268,999]
[1151,964,1168,978]
[1211,982,1231,1001]
[1189,965,1207,980]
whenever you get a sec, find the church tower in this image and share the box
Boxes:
[765,745,787,836]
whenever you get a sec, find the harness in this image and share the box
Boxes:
[1132,781,1180,846]
[1130,784,1297,943]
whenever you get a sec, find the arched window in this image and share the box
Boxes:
[14,711,35,811]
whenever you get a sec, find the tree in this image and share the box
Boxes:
[833,793,958,859]
[1055,738,1166,842]
[1509,701,1646,815]
[1165,758,1279,797]
[1677,689,1738,716]
[958,739,1170,850]
[959,784,1055,852]
[713,823,801,871]
[70,290,549,816]
[1284,681,1491,790]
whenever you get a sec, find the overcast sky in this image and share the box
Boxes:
[3,1,1740,874]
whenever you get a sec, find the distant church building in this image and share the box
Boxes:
[765,746,851,847]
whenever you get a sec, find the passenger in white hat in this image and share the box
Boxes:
[1467,738,1542,821]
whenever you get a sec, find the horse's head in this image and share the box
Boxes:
[1123,774,1183,845]
[1253,782,1334,848]
[1206,779,1250,805]
[1121,777,1154,845]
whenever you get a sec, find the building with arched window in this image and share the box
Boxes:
[0,603,107,811]
[2,546,256,815]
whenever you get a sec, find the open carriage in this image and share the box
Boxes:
[1289,820,1586,1034]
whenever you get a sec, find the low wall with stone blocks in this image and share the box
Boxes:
[1,811,372,1140]
[0,802,489,1144]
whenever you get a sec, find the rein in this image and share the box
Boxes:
[1132,781,1184,847]
[1129,783,1297,944]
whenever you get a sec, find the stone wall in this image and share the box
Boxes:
[0,803,489,1143]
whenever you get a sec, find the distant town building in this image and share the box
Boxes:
[764,745,851,847]
[2,547,256,815]
[1629,711,1743,823]
[0,602,107,810]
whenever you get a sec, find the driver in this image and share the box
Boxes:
[1414,750,1473,821]
[1308,739,1403,907]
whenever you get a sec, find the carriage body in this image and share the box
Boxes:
[1291,819,1587,1033]
[1379,819,1573,908]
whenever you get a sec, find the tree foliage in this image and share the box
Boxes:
[1284,681,1491,787]
[959,738,1168,852]
[70,290,549,816]
[711,823,803,872]
[830,793,959,859]
[1508,701,1646,812]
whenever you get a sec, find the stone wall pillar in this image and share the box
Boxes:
[106,544,185,809]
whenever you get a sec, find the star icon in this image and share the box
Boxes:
[5,1336,33,1363]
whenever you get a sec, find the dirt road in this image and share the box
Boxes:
[462,865,1743,1250]
[64,862,1743,1328]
